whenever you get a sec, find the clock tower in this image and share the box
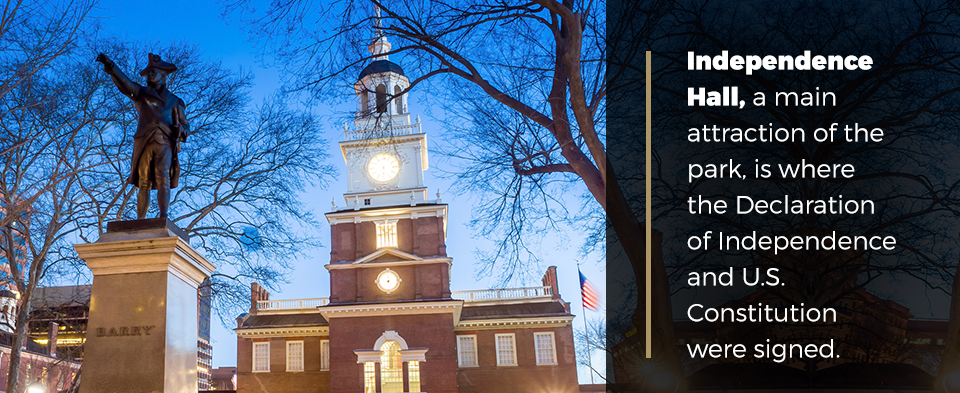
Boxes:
[322,26,459,393]
[234,11,579,393]
[326,26,451,300]
[338,17,430,209]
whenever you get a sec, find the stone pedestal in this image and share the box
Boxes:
[75,219,215,393]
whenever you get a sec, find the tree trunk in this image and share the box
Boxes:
[935,255,960,393]
[606,162,685,390]
[6,298,32,393]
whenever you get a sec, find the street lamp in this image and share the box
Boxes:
[26,382,45,393]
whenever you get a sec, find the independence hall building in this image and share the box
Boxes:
[233,28,580,393]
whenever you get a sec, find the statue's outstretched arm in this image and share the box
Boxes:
[96,53,141,100]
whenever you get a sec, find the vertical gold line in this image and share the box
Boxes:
[645,51,652,359]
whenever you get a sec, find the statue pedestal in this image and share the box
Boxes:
[75,219,215,393]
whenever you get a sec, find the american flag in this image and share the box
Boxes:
[580,270,601,311]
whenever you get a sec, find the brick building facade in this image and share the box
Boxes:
[233,23,580,393]
[0,332,80,391]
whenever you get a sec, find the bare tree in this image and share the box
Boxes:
[1,26,334,393]
[0,0,96,229]
[0,5,109,389]
[575,316,609,384]
[73,40,335,322]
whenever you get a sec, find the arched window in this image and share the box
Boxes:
[380,340,403,393]
[361,91,369,114]
[376,84,387,113]
[394,85,403,114]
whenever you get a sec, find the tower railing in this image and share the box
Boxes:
[257,297,329,311]
[451,286,553,303]
[345,119,423,141]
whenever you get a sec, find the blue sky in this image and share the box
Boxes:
[92,0,606,382]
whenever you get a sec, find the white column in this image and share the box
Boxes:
[414,145,423,187]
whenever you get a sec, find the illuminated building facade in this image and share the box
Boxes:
[28,285,91,361]
[233,26,580,393]
[200,278,214,390]
[0,197,26,334]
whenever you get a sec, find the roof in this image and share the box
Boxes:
[238,313,328,329]
[359,60,405,79]
[239,299,569,329]
[211,367,237,378]
[29,285,91,310]
[460,300,571,320]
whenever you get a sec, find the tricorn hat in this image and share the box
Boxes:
[139,53,178,77]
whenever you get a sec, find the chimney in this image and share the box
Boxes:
[541,266,561,300]
[47,322,58,357]
[249,283,270,315]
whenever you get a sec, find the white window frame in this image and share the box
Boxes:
[408,360,421,392]
[534,332,558,365]
[376,220,398,248]
[252,342,270,372]
[457,335,478,367]
[321,339,330,370]
[495,333,518,366]
[364,361,376,393]
[286,340,304,372]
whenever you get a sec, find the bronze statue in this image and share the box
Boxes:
[96,53,189,219]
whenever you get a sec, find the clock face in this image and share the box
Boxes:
[376,269,401,293]
[368,154,400,182]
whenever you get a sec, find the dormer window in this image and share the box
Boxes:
[376,220,398,248]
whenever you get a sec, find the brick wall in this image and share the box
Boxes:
[0,349,80,392]
[329,313,457,393]
[331,262,450,303]
[456,326,580,393]
[329,217,446,263]
[237,336,330,393]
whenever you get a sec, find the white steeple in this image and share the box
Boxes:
[369,6,391,61]
[351,4,416,134]
[337,4,429,209]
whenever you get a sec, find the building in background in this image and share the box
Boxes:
[199,278,214,390]
[0,289,19,334]
[28,285,91,361]
[0,197,27,334]
[0,334,80,391]
[210,366,238,391]
[232,26,580,393]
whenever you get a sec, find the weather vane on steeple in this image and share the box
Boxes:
[369,4,391,61]
[374,4,383,36]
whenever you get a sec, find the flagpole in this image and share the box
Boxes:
[579,264,596,385]
[583,296,596,384]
